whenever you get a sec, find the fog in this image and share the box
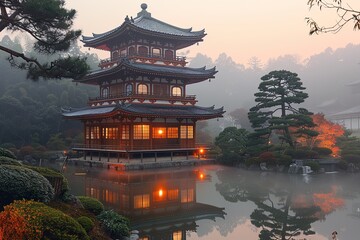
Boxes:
[187,43,360,118]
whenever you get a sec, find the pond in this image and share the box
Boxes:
[60,164,360,240]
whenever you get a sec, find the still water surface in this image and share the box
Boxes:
[61,164,360,240]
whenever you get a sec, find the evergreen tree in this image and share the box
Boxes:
[0,0,89,80]
[248,70,317,151]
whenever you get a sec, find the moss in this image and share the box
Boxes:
[0,147,16,159]
[77,216,94,233]
[78,196,104,216]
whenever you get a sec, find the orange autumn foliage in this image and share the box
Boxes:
[0,200,43,240]
[297,113,344,156]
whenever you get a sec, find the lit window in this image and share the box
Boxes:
[102,128,118,139]
[180,126,193,139]
[172,87,182,97]
[181,188,194,203]
[85,126,90,139]
[152,48,161,57]
[153,189,167,202]
[168,189,179,201]
[134,194,150,209]
[90,127,100,139]
[126,84,133,96]
[121,194,129,208]
[121,125,130,140]
[153,127,166,139]
[173,231,182,240]
[134,125,150,139]
[137,84,148,95]
[139,237,149,240]
[167,127,179,139]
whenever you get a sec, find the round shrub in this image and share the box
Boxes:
[313,147,332,156]
[97,210,130,238]
[0,165,54,208]
[258,151,276,165]
[0,147,16,159]
[77,216,94,233]
[275,154,293,166]
[78,196,104,215]
[305,161,320,172]
[2,200,89,240]
[0,156,22,166]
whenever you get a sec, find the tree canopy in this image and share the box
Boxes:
[307,0,360,34]
[0,0,89,80]
[248,70,317,150]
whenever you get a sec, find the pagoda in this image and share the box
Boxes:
[63,3,224,161]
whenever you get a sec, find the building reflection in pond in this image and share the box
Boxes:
[83,169,225,239]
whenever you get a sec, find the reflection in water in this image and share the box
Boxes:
[61,164,360,240]
[80,169,225,239]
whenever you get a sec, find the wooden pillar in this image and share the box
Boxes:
[117,153,120,163]
[171,152,173,161]
[99,152,101,161]
[186,151,189,160]
[154,152,157,162]
[90,151,93,161]
[141,153,143,163]
[107,152,110,162]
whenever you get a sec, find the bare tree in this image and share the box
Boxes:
[306,0,360,34]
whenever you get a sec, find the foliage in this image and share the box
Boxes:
[78,196,105,216]
[0,165,54,208]
[77,216,94,233]
[215,127,249,154]
[0,156,22,166]
[305,161,321,172]
[307,0,360,34]
[296,113,344,156]
[342,154,360,163]
[313,147,332,156]
[284,148,319,159]
[0,146,16,159]
[0,200,43,240]
[27,166,69,196]
[258,151,277,165]
[97,210,130,238]
[337,132,360,163]
[47,133,67,150]
[3,200,90,240]
[0,0,90,79]
[248,70,317,153]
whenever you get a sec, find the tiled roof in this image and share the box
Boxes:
[62,103,224,119]
[78,58,217,83]
[82,4,205,46]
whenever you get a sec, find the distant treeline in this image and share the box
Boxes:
[0,36,98,150]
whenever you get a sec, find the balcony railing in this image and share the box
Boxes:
[89,92,197,104]
[99,54,187,68]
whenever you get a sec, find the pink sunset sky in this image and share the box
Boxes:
[66,0,360,66]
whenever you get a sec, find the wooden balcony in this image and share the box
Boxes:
[89,92,197,105]
[99,54,187,69]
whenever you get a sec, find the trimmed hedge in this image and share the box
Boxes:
[77,216,94,233]
[0,165,54,208]
[0,147,16,159]
[27,166,69,197]
[0,156,22,166]
[2,200,89,240]
[97,210,130,238]
[78,196,104,215]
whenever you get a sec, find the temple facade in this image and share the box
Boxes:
[63,4,224,160]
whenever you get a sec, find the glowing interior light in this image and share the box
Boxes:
[199,148,204,154]
[159,189,163,197]
[200,173,204,179]
[158,129,163,135]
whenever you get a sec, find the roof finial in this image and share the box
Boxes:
[141,3,147,10]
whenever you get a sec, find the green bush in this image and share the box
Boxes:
[305,161,321,172]
[258,151,277,165]
[275,154,293,166]
[27,166,69,196]
[10,200,89,240]
[97,210,130,238]
[77,216,94,233]
[0,147,16,159]
[313,147,332,156]
[219,152,242,165]
[0,165,54,208]
[0,156,22,166]
[284,148,319,159]
[245,157,260,167]
[78,196,104,215]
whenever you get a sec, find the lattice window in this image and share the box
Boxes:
[134,125,149,139]
[102,127,118,139]
[121,125,130,140]
[181,188,194,203]
[134,194,150,209]
[167,127,179,138]
[137,84,148,95]
[152,127,166,139]
[180,125,193,139]
[172,87,182,97]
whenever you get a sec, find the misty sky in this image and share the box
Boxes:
[66,0,360,66]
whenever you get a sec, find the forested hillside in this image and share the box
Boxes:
[0,36,98,150]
